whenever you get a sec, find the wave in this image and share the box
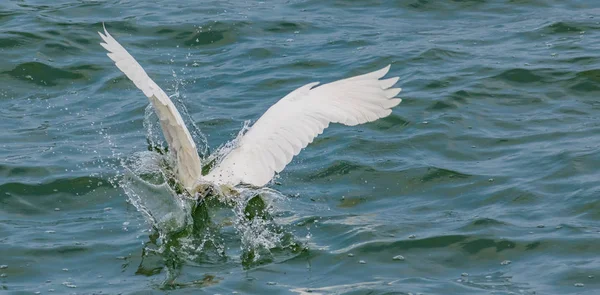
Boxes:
[4,62,85,86]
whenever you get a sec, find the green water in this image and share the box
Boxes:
[1,1,600,294]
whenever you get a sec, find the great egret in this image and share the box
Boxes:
[99,26,402,197]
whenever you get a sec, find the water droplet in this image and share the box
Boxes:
[358,260,366,264]
[574,283,584,287]
[62,282,77,288]
[392,255,405,261]
[500,260,511,265]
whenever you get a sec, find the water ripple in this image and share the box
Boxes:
[1,0,600,294]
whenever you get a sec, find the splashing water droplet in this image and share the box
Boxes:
[94,82,305,284]
[62,282,77,288]
[500,260,511,265]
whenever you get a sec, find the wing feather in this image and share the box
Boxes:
[205,65,402,186]
[99,26,202,192]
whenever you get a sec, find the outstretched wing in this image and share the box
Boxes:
[99,26,202,192]
[205,65,402,187]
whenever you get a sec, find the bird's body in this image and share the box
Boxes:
[99,27,402,198]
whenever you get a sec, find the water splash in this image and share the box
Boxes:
[231,187,302,267]
[120,151,193,235]
[99,74,303,283]
[203,120,251,174]
[168,75,210,158]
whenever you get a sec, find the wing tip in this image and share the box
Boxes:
[102,22,110,37]
[98,25,110,45]
[370,64,392,79]
[385,87,402,98]
[382,64,391,72]
[380,76,399,89]
[98,23,116,47]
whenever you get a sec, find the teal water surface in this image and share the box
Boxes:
[1,1,600,294]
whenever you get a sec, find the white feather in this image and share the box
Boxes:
[205,66,402,187]
[99,27,402,190]
[98,26,202,191]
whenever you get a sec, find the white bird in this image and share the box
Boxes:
[98,26,402,197]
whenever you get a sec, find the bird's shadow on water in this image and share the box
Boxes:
[132,192,306,290]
